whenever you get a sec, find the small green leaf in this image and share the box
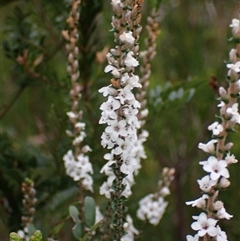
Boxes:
[51,221,64,235]
[84,196,96,228]
[69,205,83,239]
[72,222,83,240]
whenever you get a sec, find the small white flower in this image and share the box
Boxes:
[100,97,120,120]
[117,86,135,104]
[124,51,139,68]
[101,132,115,149]
[208,122,223,136]
[197,175,217,193]
[215,207,233,220]
[186,194,208,209]
[216,225,228,241]
[191,212,218,237]
[186,234,199,241]
[225,153,238,165]
[200,156,229,181]
[230,19,240,28]
[229,19,240,38]
[198,140,217,154]
[137,194,168,225]
[105,119,128,142]
[99,86,118,97]
[121,215,139,241]
[119,31,135,46]
[104,65,120,78]
[226,103,240,124]
[227,61,240,73]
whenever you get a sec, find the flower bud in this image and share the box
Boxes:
[219,87,227,98]
[224,142,233,151]
[68,53,74,63]
[218,177,230,189]
[213,201,224,211]
[229,49,238,63]
[232,26,240,38]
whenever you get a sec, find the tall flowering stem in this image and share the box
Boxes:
[137,9,160,128]
[130,9,161,177]
[17,178,37,241]
[186,19,240,241]
[62,0,93,221]
[99,0,143,239]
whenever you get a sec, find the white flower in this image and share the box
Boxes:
[99,175,115,198]
[63,150,93,191]
[104,65,120,78]
[121,215,139,241]
[99,86,118,97]
[226,103,240,124]
[105,119,128,142]
[186,194,208,209]
[198,140,217,154]
[114,137,131,158]
[101,132,115,149]
[186,234,199,241]
[215,207,233,220]
[200,156,229,181]
[197,175,217,193]
[95,206,104,224]
[122,105,139,126]
[117,86,135,104]
[191,212,218,237]
[100,97,120,120]
[229,19,240,38]
[225,153,238,165]
[119,31,135,46]
[216,226,228,241]
[230,19,240,28]
[124,51,139,68]
[227,61,240,73]
[137,194,168,225]
[125,74,142,89]
[208,122,223,136]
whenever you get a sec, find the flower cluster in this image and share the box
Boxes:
[137,167,175,225]
[99,0,144,239]
[186,18,240,241]
[62,0,93,191]
[99,0,143,199]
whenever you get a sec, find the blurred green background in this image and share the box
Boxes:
[0,0,239,240]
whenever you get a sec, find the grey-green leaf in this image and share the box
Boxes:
[69,205,83,239]
[84,196,96,228]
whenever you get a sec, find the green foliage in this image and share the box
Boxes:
[83,196,96,228]
[69,205,83,239]
[1,1,240,241]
